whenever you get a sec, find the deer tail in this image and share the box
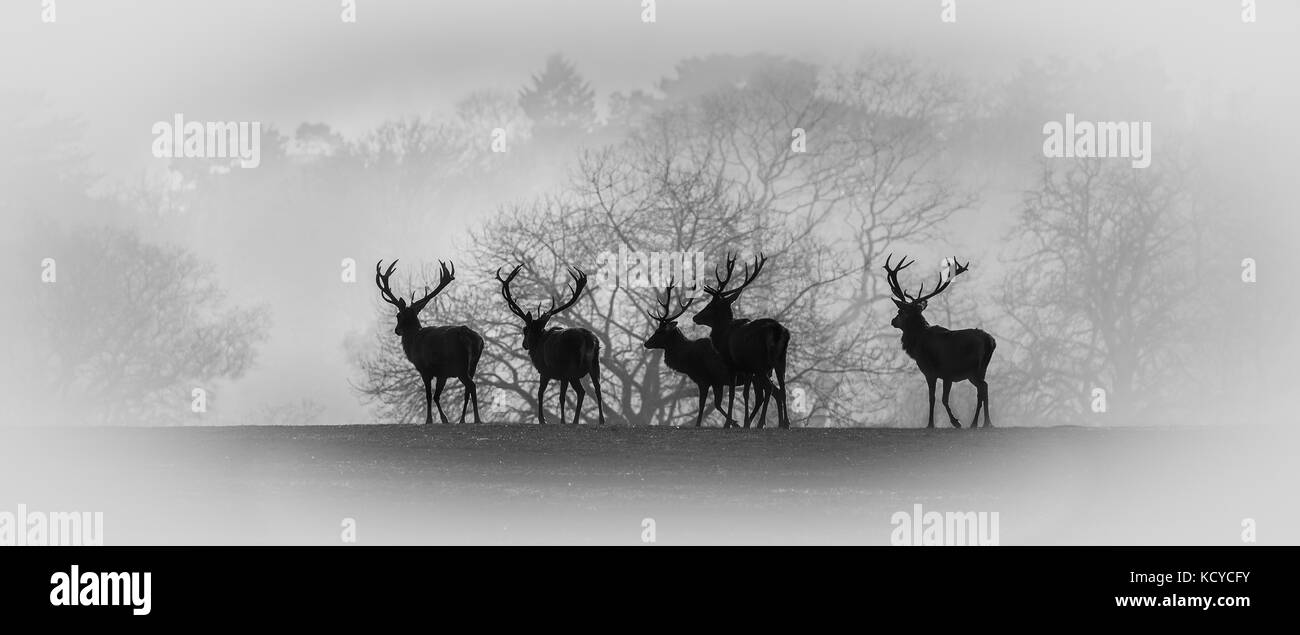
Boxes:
[468,330,485,375]
[765,326,791,377]
[982,332,996,369]
[776,328,790,369]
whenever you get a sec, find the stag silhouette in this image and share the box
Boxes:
[644,281,750,428]
[497,264,606,425]
[375,260,484,424]
[692,253,791,429]
[883,255,996,428]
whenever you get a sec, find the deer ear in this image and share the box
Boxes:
[892,298,907,310]
[917,300,928,310]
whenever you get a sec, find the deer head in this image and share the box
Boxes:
[643,280,694,350]
[375,259,455,336]
[496,264,589,350]
[882,254,969,329]
[692,252,766,328]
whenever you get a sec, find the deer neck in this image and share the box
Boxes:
[659,331,692,369]
[526,327,559,369]
[399,318,425,359]
[706,311,736,344]
[898,315,932,357]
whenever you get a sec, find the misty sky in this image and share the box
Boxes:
[3,0,1297,424]
[3,0,1296,182]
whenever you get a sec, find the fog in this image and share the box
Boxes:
[2,1,1295,426]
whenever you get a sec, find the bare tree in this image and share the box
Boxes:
[997,158,1197,422]
[352,54,979,427]
[25,224,269,425]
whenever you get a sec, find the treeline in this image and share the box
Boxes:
[0,52,1280,426]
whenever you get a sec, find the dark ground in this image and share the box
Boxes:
[0,424,1293,545]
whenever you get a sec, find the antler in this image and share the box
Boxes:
[543,267,588,319]
[883,254,969,304]
[406,260,455,312]
[376,259,455,312]
[495,264,528,319]
[496,264,589,321]
[703,252,767,298]
[722,253,767,299]
[912,257,969,303]
[882,253,916,302]
[375,259,404,307]
[647,279,693,323]
[703,253,739,295]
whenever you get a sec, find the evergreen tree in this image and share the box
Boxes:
[518,54,597,138]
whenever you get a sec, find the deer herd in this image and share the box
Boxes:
[375,252,996,430]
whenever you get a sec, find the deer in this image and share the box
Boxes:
[692,253,792,429]
[643,281,751,428]
[882,255,996,429]
[374,259,484,425]
[496,264,606,425]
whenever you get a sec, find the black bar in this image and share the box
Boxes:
[0,546,1288,621]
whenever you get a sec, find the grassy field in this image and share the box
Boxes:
[1,423,1294,545]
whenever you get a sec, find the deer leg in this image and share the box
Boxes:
[558,380,569,426]
[589,360,606,426]
[743,380,751,429]
[725,381,737,428]
[712,383,731,427]
[978,379,992,428]
[459,377,472,423]
[744,380,760,428]
[433,377,450,424]
[925,376,937,428]
[774,363,790,429]
[761,376,779,429]
[970,380,983,429]
[748,379,770,429]
[743,382,759,428]
[536,377,550,425]
[422,375,434,425]
[941,380,960,428]
[695,384,707,428]
[572,379,587,424]
[466,378,481,424]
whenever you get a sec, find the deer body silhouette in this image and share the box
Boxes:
[497,264,606,425]
[884,255,995,428]
[644,282,750,428]
[375,260,484,424]
[692,253,791,429]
